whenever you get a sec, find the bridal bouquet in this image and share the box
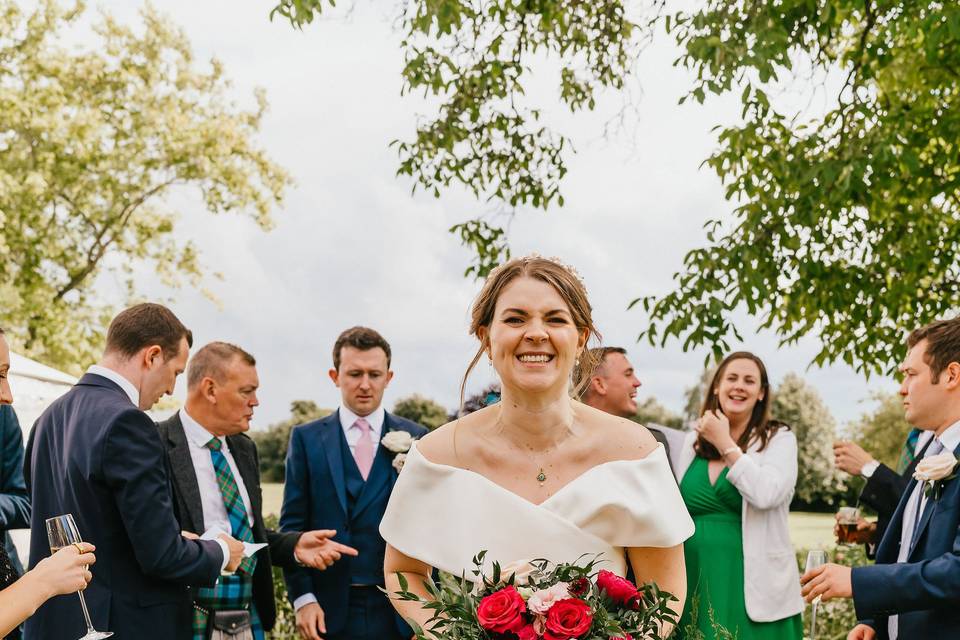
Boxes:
[392,552,678,640]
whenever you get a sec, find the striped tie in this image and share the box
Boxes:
[206,438,257,575]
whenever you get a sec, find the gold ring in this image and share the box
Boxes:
[72,542,85,554]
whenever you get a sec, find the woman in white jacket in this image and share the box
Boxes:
[674,352,803,639]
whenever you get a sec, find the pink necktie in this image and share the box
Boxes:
[353,418,374,480]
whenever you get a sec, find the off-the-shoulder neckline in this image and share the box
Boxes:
[408,442,667,508]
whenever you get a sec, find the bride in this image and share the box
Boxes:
[380,255,693,637]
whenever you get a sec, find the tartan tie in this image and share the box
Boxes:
[206,438,256,575]
[896,428,922,474]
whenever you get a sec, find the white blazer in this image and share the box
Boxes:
[675,428,804,622]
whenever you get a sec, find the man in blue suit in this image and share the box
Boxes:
[801,318,960,640]
[281,326,428,640]
[24,303,244,640]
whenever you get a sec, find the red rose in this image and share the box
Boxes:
[477,586,527,634]
[610,635,634,640]
[543,598,593,640]
[596,570,641,610]
[516,624,538,640]
[569,577,591,597]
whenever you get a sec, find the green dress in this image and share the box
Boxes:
[677,457,803,640]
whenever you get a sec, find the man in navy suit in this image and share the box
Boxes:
[24,304,244,640]
[281,326,428,640]
[800,318,960,640]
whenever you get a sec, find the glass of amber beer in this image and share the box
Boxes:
[836,506,862,544]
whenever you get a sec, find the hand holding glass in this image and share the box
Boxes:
[836,506,862,544]
[45,514,113,640]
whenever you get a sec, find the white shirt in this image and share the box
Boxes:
[180,410,255,530]
[889,420,960,640]
[86,365,139,407]
[293,405,385,612]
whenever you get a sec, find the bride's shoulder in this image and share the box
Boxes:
[575,402,659,463]
[415,404,496,466]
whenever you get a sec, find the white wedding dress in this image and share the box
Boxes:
[380,443,694,578]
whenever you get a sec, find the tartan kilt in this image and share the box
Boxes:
[192,573,264,640]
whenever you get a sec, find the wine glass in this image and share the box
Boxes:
[45,514,114,640]
[804,549,828,640]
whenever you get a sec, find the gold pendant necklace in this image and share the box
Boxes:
[537,467,547,485]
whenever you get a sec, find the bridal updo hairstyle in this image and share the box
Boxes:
[694,351,789,460]
[460,255,601,407]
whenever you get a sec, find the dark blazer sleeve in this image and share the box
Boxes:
[0,406,30,531]
[860,463,910,518]
[103,408,222,585]
[851,540,960,619]
[266,529,301,569]
[279,425,313,600]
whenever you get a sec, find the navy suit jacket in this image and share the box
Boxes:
[280,410,427,635]
[851,440,960,639]
[0,405,29,576]
[24,373,223,640]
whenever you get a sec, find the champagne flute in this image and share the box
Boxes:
[804,549,828,640]
[46,514,114,640]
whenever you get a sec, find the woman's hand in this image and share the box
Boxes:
[29,544,96,598]
[696,410,736,451]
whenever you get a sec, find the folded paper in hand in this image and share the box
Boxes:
[200,527,267,558]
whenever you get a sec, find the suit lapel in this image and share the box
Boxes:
[909,441,960,558]
[165,414,206,533]
[321,412,348,516]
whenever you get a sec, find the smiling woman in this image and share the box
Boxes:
[379,254,695,640]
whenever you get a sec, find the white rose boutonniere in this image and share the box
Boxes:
[914,451,960,500]
[381,430,415,472]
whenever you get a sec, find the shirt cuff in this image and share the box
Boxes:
[861,460,880,478]
[214,538,231,572]
[294,594,318,611]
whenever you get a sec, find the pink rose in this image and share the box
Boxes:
[527,582,571,614]
[477,586,527,634]
[596,570,641,610]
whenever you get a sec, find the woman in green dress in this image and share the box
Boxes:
[674,352,804,639]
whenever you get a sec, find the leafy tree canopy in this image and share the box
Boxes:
[632,396,683,430]
[850,391,912,470]
[773,372,846,508]
[1,0,291,371]
[393,393,450,429]
[274,0,960,374]
[251,400,332,482]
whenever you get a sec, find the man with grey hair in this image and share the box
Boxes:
[157,341,357,640]
[578,347,672,464]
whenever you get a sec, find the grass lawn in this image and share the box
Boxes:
[262,483,836,550]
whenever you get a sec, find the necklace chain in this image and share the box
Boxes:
[493,409,576,487]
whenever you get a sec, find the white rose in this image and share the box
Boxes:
[381,431,415,453]
[914,452,959,483]
[392,453,407,472]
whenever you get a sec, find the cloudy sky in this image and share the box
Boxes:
[70,0,899,430]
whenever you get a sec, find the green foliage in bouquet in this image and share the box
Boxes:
[391,551,678,640]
